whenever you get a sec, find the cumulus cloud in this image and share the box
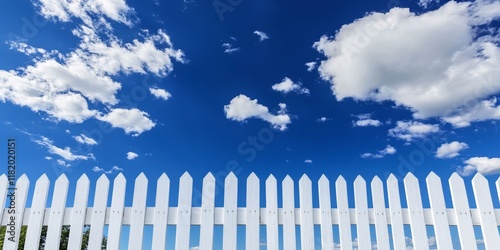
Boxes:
[44,156,52,160]
[314,1,500,127]
[361,145,396,158]
[224,94,291,131]
[418,0,439,9]
[222,43,239,54]
[436,141,468,158]
[305,62,316,72]
[97,108,155,136]
[34,136,94,161]
[353,113,382,127]
[37,0,135,28]
[317,117,331,122]
[253,30,269,41]
[150,87,172,100]
[457,157,500,176]
[304,159,313,163]
[127,151,139,160]
[57,159,70,167]
[0,0,183,135]
[92,165,123,174]
[272,77,309,94]
[389,121,440,141]
[74,134,97,145]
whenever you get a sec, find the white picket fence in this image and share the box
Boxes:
[1,171,500,249]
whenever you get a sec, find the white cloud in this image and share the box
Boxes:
[38,0,134,28]
[222,43,239,54]
[361,145,396,158]
[93,165,122,174]
[458,157,500,176]
[98,108,155,136]
[418,0,439,9]
[253,30,269,41]
[304,159,313,163]
[224,94,291,131]
[74,134,97,145]
[111,165,123,171]
[127,152,139,160]
[57,159,70,167]
[313,1,500,126]
[305,62,316,72]
[353,114,382,127]
[150,87,172,101]
[272,77,309,94]
[34,136,94,161]
[65,130,70,134]
[44,156,52,160]
[388,121,440,141]
[0,1,183,135]
[436,141,468,158]
[317,117,331,122]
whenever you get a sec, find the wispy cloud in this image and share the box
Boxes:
[361,145,396,159]
[253,30,269,41]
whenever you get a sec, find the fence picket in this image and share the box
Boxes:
[45,174,69,250]
[128,173,148,250]
[199,173,215,250]
[472,173,500,249]
[88,174,110,250]
[24,174,49,250]
[223,172,238,250]
[175,172,193,250]
[107,173,127,250]
[299,174,314,249]
[152,173,171,250]
[282,175,296,250]
[426,172,453,250]
[448,173,477,250]
[246,173,260,250]
[404,173,429,250]
[266,175,279,250]
[318,175,334,249]
[3,174,29,250]
[371,176,390,250]
[387,174,406,250]
[336,176,352,249]
[354,176,371,250]
[68,174,90,250]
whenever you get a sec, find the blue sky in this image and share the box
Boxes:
[1,0,500,248]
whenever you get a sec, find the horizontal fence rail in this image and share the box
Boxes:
[1,172,500,249]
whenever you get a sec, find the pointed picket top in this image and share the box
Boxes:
[266,174,277,186]
[223,172,238,250]
[387,173,398,186]
[318,174,330,192]
[247,172,259,186]
[426,171,440,183]
[335,175,347,190]
[115,172,126,184]
[17,173,29,184]
[203,172,215,182]
[449,172,463,184]
[354,175,366,186]
[55,173,69,185]
[283,175,294,188]
[299,174,311,185]
[97,173,110,187]
[472,172,488,186]
[36,173,50,186]
[371,175,382,188]
[107,171,127,250]
[77,173,90,187]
